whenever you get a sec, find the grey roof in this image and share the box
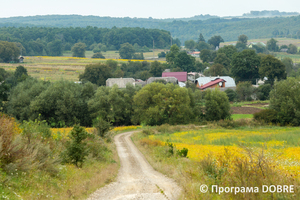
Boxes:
[196,76,236,87]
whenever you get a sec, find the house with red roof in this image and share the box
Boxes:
[162,72,187,82]
[197,78,226,90]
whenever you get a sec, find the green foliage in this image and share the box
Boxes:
[200,49,213,63]
[217,45,237,60]
[287,44,298,54]
[259,55,287,85]
[0,41,20,63]
[198,33,206,43]
[158,51,166,58]
[47,39,63,56]
[281,57,293,76]
[204,89,231,121]
[196,41,212,51]
[91,52,105,59]
[209,64,224,76]
[208,35,224,48]
[150,61,165,77]
[231,49,260,84]
[269,77,300,126]
[267,38,279,52]
[213,53,231,72]
[238,34,248,44]
[185,39,197,50]
[119,43,135,59]
[253,109,278,124]
[166,44,180,65]
[132,83,194,125]
[236,82,254,101]
[79,63,112,86]
[256,84,272,100]
[62,125,88,168]
[71,42,86,57]
[177,148,188,157]
[132,52,144,60]
[93,118,112,137]
[173,51,196,72]
[224,89,237,102]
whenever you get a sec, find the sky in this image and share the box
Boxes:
[1,0,299,19]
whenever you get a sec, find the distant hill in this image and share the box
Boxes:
[0,11,300,43]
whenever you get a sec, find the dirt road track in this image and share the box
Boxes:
[87,131,181,200]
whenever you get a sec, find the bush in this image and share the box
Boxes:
[92,52,105,59]
[177,148,188,157]
[256,84,272,100]
[62,125,88,168]
[94,118,112,137]
[253,109,278,124]
[236,81,254,101]
[204,89,231,121]
[224,89,237,102]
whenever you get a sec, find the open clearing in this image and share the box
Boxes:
[87,131,181,200]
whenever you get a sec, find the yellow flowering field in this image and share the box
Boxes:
[149,127,300,176]
[112,125,142,132]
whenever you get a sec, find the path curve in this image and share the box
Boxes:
[87,131,181,200]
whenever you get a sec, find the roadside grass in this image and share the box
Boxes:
[231,100,269,108]
[132,125,300,199]
[0,124,120,200]
[231,114,253,120]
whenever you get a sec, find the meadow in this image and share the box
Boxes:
[0,52,166,82]
[132,125,300,199]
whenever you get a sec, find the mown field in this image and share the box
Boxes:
[0,54,166,82]
[133,124,300,199]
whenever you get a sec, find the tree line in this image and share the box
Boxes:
[0,26,179,57]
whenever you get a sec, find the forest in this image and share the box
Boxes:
[0,26,179,56]
[1,13,300,43]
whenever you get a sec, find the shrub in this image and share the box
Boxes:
[236,81,254,101]
[253,109,278,124]
[224,89,237,102]
[92,52,105,59]
[204,89,231,121]
[177,148,188,157]
[94,118,112,137]
[256,84,272,100]
[62,125,88,168]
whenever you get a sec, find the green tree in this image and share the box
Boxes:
[198,33,206,43]
[166,44,180,65]
[0,41,20,63]
[235,42,247,51]
[71,42,86,57]
[196,41,212,51]
[119,43,135,59]
[236,81,254,101]
[269,77,300,125]
[209,64,224,76]
[281,57,293,76]
[218,45,238,60]
[150,61,164,77]
[47,39,63,56]
[231,49,260,84]
[267,38,279,52]
[63,125,88,168]
[214,53,231,72]
[173,51,196,72]
[132,83,193,125]
[238,34,248,44]
[287,44,298,54]
[92,52,105,59]
[204,89,231,121]
[200,49,212,63]
[184,40,196,50]
[259,55,287,85]
[208,35,224,48]
[14,65,28,82]
[79,63,112,86]
[256,83,272,100]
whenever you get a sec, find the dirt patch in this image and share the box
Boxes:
[231,106,263,114]
[245,103,269,107]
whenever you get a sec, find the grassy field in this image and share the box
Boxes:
[221,38,300,47]
[231,114,253,120]
[133,125,300,199]
[0,54,166,82]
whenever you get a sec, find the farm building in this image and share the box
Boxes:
[195,76,236,90]
[106,78,136,88]
[146,77,178,85]
[162,72,187,82]
[197,78,226,90]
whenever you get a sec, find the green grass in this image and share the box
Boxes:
[231,114,253,120]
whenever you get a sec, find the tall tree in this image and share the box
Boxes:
[79,63,112,86]
[198,33,206,43]
[71,42,86,57]
[0,41,20,63]
[267,38,279,52]
[184,40,196,50]
[259,55,287,85]
[166,44,180,65]
[119,43,135,59]
[238,34,248,44]
[208,35,224,48]
[231,49,260,84]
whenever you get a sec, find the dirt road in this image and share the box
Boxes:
[87,131,181,200]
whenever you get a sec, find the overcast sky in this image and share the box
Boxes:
[1,0,299,19]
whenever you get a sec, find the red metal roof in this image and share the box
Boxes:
[162,72,187,82]
[199,78,226,89]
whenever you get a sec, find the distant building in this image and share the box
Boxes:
[146,77,178,85]
[19,56,24,63]
[162,72,187,82]
[197,78,226,90]
[196,76,236,91]
[106,78,136,88]
[188,51,200,58]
